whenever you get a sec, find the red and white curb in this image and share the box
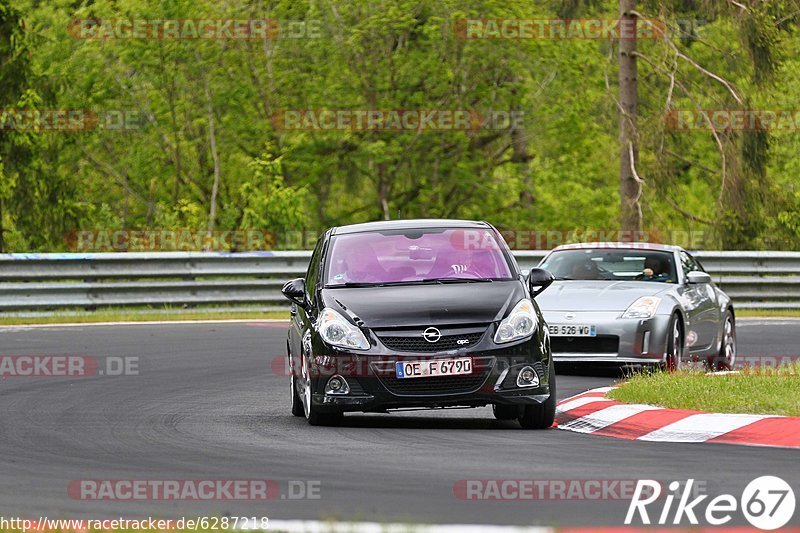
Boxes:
[556,387,800,448]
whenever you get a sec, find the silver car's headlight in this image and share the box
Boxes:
[622,296,662,319]
[317,308,370,350]
[494,299,538,344]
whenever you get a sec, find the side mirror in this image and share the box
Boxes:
[528,268,555,298]
[687,271,711,284]
[281,278,308,308]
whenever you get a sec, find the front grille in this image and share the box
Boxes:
[371,357,495,396]
[551,335,619,354]
[379,332,484,353]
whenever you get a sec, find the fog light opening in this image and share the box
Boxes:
[516,366,540,388]
[325,375,351,395]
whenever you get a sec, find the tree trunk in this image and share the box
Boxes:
[169,85,184,204]
[619,0,642,232]
[0,195,4,253]
[377,162,391,221]
[511,119,535,207]
[204,76,221,243]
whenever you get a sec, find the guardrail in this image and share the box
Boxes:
[0,251,797,311]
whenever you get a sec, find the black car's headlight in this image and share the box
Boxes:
[317,308,370,350]
[494,299,538,344]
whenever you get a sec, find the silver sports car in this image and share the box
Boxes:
[536,243,736,370]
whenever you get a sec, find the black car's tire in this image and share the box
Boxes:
[307,410,344,427]
[493,404,520,420]
[300,362,344,426]
[518,362,556,429]
[290,373,304,417]
[708,311,736,371]
[662,314,683,372]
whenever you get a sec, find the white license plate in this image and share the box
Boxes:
[395,358,473,379]
[548,324,597,337]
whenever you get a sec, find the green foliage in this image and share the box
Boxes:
[239,144,309,232]
[0,0,798,251]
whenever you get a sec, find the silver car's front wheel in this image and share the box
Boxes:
[709,312,736,371]
[663,315,683,372]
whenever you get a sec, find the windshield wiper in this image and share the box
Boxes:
[328,280,434,288]
[327,282,384,288]
[418,277,493,284]
[328,277,494,288]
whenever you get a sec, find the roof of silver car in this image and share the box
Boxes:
[332,219,491,235]
[551,242,683,252]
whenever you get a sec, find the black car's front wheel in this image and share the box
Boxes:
[300,354,343,426]
[290,373,304,417]
[492,404,520,420]
[518,362,556,429]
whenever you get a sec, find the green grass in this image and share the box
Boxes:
[0,308,289,326]
[609,362,800,417]
[736,308,800,318]
[0,306,796,327]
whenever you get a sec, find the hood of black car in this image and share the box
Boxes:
[321,281,525,328]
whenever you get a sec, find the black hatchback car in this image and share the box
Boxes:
[281,219,556,428]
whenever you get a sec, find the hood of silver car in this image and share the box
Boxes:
[535,280,672,312]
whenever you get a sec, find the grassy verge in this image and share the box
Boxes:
[736,308,800,318]
[609,362,800,416]
[0,307,289,326]
[0,306,796,327]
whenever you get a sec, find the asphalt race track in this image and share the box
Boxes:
[0,319,797,527]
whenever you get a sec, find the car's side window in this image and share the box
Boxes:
[679,251,703,280]
[679,251,693,278]
[694,256,708,273]
[305,237,324,302]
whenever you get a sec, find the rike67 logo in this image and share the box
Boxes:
[626,477,795,530]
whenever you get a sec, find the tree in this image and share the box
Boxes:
[618,0,641,232]
[0,1,33,252]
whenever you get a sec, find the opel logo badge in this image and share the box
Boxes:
[565,312,576,321]
[422,327,441,343]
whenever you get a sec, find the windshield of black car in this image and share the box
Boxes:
[540,249,678,283]
[324,228,515,286]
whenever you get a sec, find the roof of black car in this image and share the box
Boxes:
[332,219,491,235]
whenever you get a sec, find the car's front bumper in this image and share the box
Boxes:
[542,311,670,365]
[306,336,552,413]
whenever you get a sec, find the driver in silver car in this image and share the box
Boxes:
[565,255,603,280]
[639,256,675,283]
